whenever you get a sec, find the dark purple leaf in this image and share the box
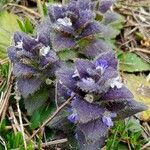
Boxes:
[17,77,42,98]
[48,5,65,22]
[13,63,38,77]
[71,98,105,123]
[36,18,52,46]
[99,0,115,13]
[51,33,76,51]
[80,21,102,38]
[82,40,111,58]
[56,67,78,91]
[76,119,108,149]
[75,59,94,78]
[101,86,134,101]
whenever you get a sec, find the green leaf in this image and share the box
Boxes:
[0,144,4,150]
[43,3,48,16]
[118,52,150,72]
[116,143,128,150]
[17,19,26,33]
[0,63,9,77]
[7,132,24,149]
[0,11,21,59]
[30,102,55,129]
[58,49,78,61]
[24,17,34,34]
[17,17,34,34]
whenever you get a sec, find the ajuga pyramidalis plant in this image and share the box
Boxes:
[8,0,147,149]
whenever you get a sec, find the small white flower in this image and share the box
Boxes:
[15,41,23,49]
[59,80,63,84]
[72,69,80,78]
[40,46,50,56]
[51,3,62,7]
[82,78,95,85]
[57,17,72,27]
[110,76,123,89]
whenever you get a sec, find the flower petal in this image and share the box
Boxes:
[77,78,100,93]
[39,50,58,68]
[22,35,39,51]
[82,40,111,58]
[94,51,118,70]
[13,31,25,45]
[53,23,74,35]
[77,0,91,10]
[74,10,95,29]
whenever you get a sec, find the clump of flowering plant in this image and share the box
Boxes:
[7,0,147,149]
[48,0,121,59]
[56,51,147,149]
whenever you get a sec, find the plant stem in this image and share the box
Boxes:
[17,101,27,149]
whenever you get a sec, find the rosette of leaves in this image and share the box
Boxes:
[8,31,59,98]
[47,0,122,59]
[56,51,147,150]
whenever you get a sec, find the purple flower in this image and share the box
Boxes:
[95,59,108,74]
[47,0,117,58]
[102,112,116,127]
[57,51,119,95]
[8,32,59,98]
[67,89,75,97]
[67,107,78,123]
[95,59,108,69]
[67,113,78,123]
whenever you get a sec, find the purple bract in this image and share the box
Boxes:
[57,51,147,149]
[8,32,59,98]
